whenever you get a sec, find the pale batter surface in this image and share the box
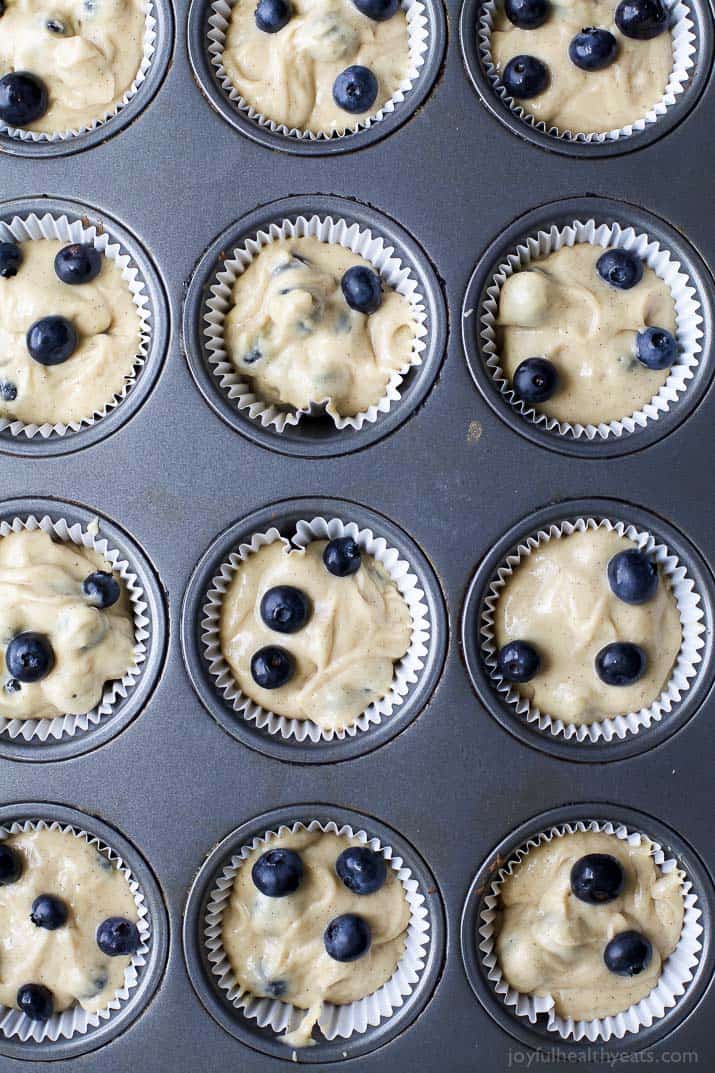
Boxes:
[219,539,412,730]
[222,829,409,1047]
[225,236,416,418]
[0,530,136,720]
[0,0,146,133]
[495,830,684,1021]
[0,239,141,426]
[0,828,139,1014]
[491,0,673,133]
[494,528,682,723]
[496,244,676,426]
[223,0,409,133]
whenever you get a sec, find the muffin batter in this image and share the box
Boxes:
[494,527,681,723]
[219,539,412,730]
[496,244,676,426]
[222,0,409,133]
[0,530,136,720]
[0,827,139,1015]
[0,239,141,426]
[495,830,684,1020]
[491,0,673,133]
[225,236,416,418]
[0,0,146,133]
[222,828,409,1047]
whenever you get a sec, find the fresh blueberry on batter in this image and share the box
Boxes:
[0,72,49,126]
[635,326,677,370]
[497,640,541,682]
[596,249,644,290]
[341,265,383,314]
[607,549,658,605]
[250,645,295,688]
[0,381,17,402]
[604,930,653,975]
[0,241,22,278]
[252,847,303,897]
[569,28,618,71]
[54,243,102,286]
[615,0,668,40]
[501,55,549,98]
[6,632,55,683]
[512,357,558,403]
[333,65,378,114]
[324,913,371,962]
[31,893,69,931]
[96,916,140,956]
[570,854,625,904]
[595,642,647,686]
[16,983,54,1021]
[26,315,78,366]
[352,0,399,22]
[505,0,550,29]
[323,537,362,577]
[4,677,21,694]
[260,586,311,634]
[0,843,22,885]
[336,846,387,895]
[82,571,121,609]
[255,0,292,33]
[46,16,68,33]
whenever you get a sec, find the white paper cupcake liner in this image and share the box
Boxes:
[0,1,157,144]
[478,819,703,1042]
[0,818,151,1044]
[0,212,152,441]
[478,0,696,144]
[479,217,703,441]
[480,516,706,743]
[207,0,430,140]
[201,515,431,743]
[205,818,431,1046]
[0,513,149,744]
[203,213,428,434]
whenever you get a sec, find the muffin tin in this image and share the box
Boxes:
[2,0,715,1069]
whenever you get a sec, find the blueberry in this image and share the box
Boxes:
[254,0,292,33]
[570,854,625,904]
[0,241,22,278]
[513,357,558,403]
[336,846,387,895]
[4,677,20,694]
[267,979,287,997]
[604,930,653,976]
[596,248,643,290]
[0,72,49,126]
[46,17,67,33]
[607,549,658,605]
[252,848,303,897]
[324,914,371,962]
[250,646,295,689]
[260,586,311,634]
[6,632,55,683]
[26,315,77,366]
[595,642,646,686]
[323,537,361,577]
[0,381,17,402]
[634,326,677,370]
[341,265,382,314]
[501,55,549,99]
[82,571,121,609]
[505,0,549,29]
[351,0,399,21]
[31,894,68,930]
[0,843,22,885]
[497,640,541,683]
[333,65,378,114]
[569,28,618,71]
[16,983,54,1021]
[615,0,668,39]
[54,243,102,286]
[96,916,140,957]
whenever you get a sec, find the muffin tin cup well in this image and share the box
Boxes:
[0,1,175,158]
[183,804,445,1062]
[0,196,170,458]
[462,196,715,458]
[182,195,447,456]
[459,0,713,158]
[461,804,715,1053]
[181,497,448,763]
[188,0,446,154]
[461,498,715,763]
[0,802,168,1062]
[0,497,167,763]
